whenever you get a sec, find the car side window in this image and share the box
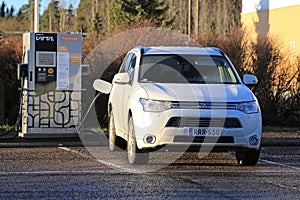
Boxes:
[127,55,136,81]
[119,53,133,73]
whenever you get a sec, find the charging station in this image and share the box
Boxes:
[18,32,84,138]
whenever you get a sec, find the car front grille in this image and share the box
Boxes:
[166,117,242,128]
[173,136,234,143]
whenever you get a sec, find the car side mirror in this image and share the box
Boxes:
[113,73,130,84]
[93,79,112,94]
[243,74,258,85]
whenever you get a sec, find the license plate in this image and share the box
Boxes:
[187,127,223,137]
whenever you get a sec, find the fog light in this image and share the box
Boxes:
[249,135,259,146]
[144,135,156,144]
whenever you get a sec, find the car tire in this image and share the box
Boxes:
[109,112,126,151]
[127,117,149,165]
[236,148,260,166]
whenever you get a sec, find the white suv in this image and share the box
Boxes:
[93,46,262,166]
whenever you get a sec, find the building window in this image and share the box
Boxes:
[290,41,296,52]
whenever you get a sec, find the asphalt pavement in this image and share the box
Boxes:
[0,130,299,199]
[0,144,299,199]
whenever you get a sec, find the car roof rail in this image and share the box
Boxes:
[206,47,226,56]
[132,46,145,55]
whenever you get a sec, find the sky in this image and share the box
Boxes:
[3,0,79,15]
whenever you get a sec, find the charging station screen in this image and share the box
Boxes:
[35,33,57,84]
[36,52,56,67]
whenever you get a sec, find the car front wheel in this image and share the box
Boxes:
[236,148,260,166]
[127,117,149,165]
[109,112,126,151]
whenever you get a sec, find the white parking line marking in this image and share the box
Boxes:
[58,147,125,171]
[58,146,300,173]
[58,146,92,159]
[0,170,114,176]
[260,159,300,170]
[0,169,298,176]
[58,146,71,151]
[58,146,142,173]
[96,159,139,173]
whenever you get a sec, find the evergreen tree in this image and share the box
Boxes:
[41,1,75,33]
[40,0,60,32]
[67,4,74,16]
[109,0,172,29]
[65,4,75,32]
[16,0,34,31]
[75,0,92,33]
[0,1,5,18]
[93,13,103,35]
[16,1,31,21]
[9,5,14,17]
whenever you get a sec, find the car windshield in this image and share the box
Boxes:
[139,55,239,84]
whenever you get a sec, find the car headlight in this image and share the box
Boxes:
[237,101,259,114]
[139,98,172,112]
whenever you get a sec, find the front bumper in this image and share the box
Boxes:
[132,109,262,151]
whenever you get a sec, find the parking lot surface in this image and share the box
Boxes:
[0,131,299,199]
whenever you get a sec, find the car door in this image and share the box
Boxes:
[121,54,137,139]
[111,53,133,137]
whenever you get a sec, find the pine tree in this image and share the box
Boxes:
[65,4,75,32]
[0,1,5,18]
[76,0,111,34]
[40,0,60,32]
[16,0,34,31]
[109,0,172,29]
[75,0,93,33]
[93,13,103,35]
[9,5,14,17]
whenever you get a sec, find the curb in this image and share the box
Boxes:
[0,138,83,148]
[261,138,300,146]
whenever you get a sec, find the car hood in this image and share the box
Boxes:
[141,83,256,102]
